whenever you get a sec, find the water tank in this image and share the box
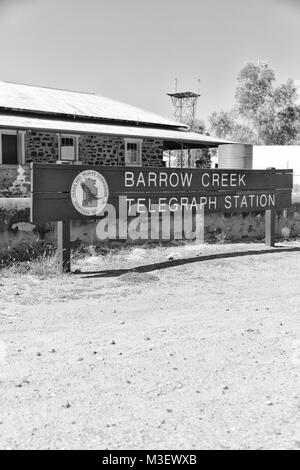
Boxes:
[218,144,253,169]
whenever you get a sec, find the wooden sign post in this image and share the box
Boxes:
[265,168,277,247]
[265,209,275,247]
[57,221,71,273]
[30,164,293,273]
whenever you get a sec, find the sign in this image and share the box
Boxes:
[30,163,293,273]
[31,164,293,222]
[70,169,109,216]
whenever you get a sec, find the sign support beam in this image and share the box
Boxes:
[57,220,71,273]
[265,209,276,247]
[195,205,205,244]
[265,168,276,247]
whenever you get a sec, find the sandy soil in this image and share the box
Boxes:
[0,241,300,450]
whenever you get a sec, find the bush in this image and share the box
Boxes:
[0,240,56,268]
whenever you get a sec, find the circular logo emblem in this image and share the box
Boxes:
[71,170,109,216]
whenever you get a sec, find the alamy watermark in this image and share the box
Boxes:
[95,196,205,241]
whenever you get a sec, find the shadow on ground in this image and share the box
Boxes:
[74,245,300,279]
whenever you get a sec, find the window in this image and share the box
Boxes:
[60,134,78,161]
[125,139,142,166]
[0,130,25,165]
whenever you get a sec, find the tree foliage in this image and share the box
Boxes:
[209,110,257,144]
[209,62,300,145]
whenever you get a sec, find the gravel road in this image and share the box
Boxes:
[0,242,300,450]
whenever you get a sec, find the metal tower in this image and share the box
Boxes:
[167,80,200,129]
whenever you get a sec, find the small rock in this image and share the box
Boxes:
[62,402,71,409]
[110,340,116,345]
[37,352,42,357]
[77,357,84,362]
[144,336,151,341]
[49,349,56,354]
[167,409,173,413]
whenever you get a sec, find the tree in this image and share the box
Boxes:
[209,110,257,143]
[209,111,235,140]
[209,62,300,145]
[194,148,212,168]
[235,62,275,120]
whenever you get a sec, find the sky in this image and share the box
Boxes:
[0,0,299,124]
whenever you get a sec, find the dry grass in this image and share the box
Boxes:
[0,254,63,278]
[2,239,299,281]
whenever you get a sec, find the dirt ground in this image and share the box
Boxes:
[0,241,300,450]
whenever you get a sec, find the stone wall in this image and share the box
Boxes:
[22,131,164,166]
[0,165,31,197]
[78,135,164,167]
[205,208,300,243]
[25,131,58,163]
[79,135,122,165]
[142,139,165,167]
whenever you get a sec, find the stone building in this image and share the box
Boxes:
[0,81,227,169]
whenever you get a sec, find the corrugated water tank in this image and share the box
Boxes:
[218,144,253,169]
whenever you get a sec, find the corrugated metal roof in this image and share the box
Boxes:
[0,114,232,148]
[0,81,185,128]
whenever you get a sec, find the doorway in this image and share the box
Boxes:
[1,133,18,164]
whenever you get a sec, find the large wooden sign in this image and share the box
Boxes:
[30,163,293,273]
[31,163,293,222]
